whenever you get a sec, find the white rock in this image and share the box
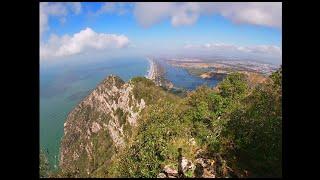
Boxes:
[157,173,167,178]
[189,138,196,146]
[163,165,178,176]
[91,122,101,133]
[181,157,188,172]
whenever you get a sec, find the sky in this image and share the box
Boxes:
[40,2,282,65]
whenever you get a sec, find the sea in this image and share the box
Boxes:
[40,57,221,169]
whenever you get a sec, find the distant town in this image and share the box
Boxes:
[166,57,280,76]
[145,56,280,90]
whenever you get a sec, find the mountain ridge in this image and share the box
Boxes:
[50,68,282,178]
[60,75,147,177]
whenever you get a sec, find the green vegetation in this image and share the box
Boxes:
[40,149,50,178]
[131,76,178,105]
[218,72,248,100]
[222,68,282,177]
[54,67,282,178]
[108,69,282,178]
[186,67,212,76]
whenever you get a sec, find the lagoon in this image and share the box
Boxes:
[40,57,221,169]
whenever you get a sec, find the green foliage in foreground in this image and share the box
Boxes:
[107,69,282,178]
[50,68,282,178]
[223,69,282,177]
[108,82,192,177]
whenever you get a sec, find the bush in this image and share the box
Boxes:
[218,72,248,100]
[40,149,50,178]
[223,70,282,177]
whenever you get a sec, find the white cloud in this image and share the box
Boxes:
[171,3,200,27]
[97,2,117,14]
[184,43,281,60]
[96,2,130,15]
[134,2,174,27]
[70,2,82,14]
[240,45,282,55]
[40,2,67,36]
[40,2,82,36]
[209,2,282,28]
[134,2,281,28]
[40,28,130,59]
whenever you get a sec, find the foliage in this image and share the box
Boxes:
[270,66,282,87]
[57,69,282,178]
[131,77,178,105]
[218,72,248,100]
[183,71,282,177]
[223,70,282,177]
[111,99,192,177]
[39,149,50,178]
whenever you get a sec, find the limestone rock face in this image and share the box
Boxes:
[181,157,195,173]
[157,173,167,178]
[163,165,178,176]
[60,75,146,177]
[157,152,236,178]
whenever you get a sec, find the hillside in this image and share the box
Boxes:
[41,68,282,178]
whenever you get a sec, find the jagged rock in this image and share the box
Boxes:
[60,75,146,177]
[163,165,178,176]
[203,168,215,178]
[195,158,206,168]
[181,157,188,171]
[187,161,196,171]
[91,122,101,133]
[157,173,167,178]
[181,157,195,173]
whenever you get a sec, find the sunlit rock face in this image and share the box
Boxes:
[60,75,145,177]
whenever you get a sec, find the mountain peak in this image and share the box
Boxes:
[100,75,125,89]
[60,75,146,177]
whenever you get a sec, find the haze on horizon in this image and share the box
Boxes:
[40,2,282,65]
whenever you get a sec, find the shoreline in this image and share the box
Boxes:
[145,57,156,80]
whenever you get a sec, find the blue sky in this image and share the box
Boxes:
[40,2,282,65]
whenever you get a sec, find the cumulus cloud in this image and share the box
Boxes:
[134,2,175,27]
[96,2,130,15]
[40,2,82,36]
[134,2,281,28]
[184,43,282,61]
[40,27,130,59]
[171,3,200,27]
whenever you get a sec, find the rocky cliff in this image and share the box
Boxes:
[57,69,281,178]
[60,75,146,177]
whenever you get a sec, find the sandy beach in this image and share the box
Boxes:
[145,58,156,80]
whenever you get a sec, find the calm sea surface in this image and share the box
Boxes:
[40,57,149,169]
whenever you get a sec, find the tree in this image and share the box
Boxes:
[223,69,282,177]
[218,72,248,101]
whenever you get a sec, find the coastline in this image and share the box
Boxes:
[145,57,156,80]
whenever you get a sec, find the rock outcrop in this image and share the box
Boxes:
[60,75,146,177]
[156,149,238,178]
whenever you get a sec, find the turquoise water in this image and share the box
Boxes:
[40,57,221,170]
[40,57,149,169]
